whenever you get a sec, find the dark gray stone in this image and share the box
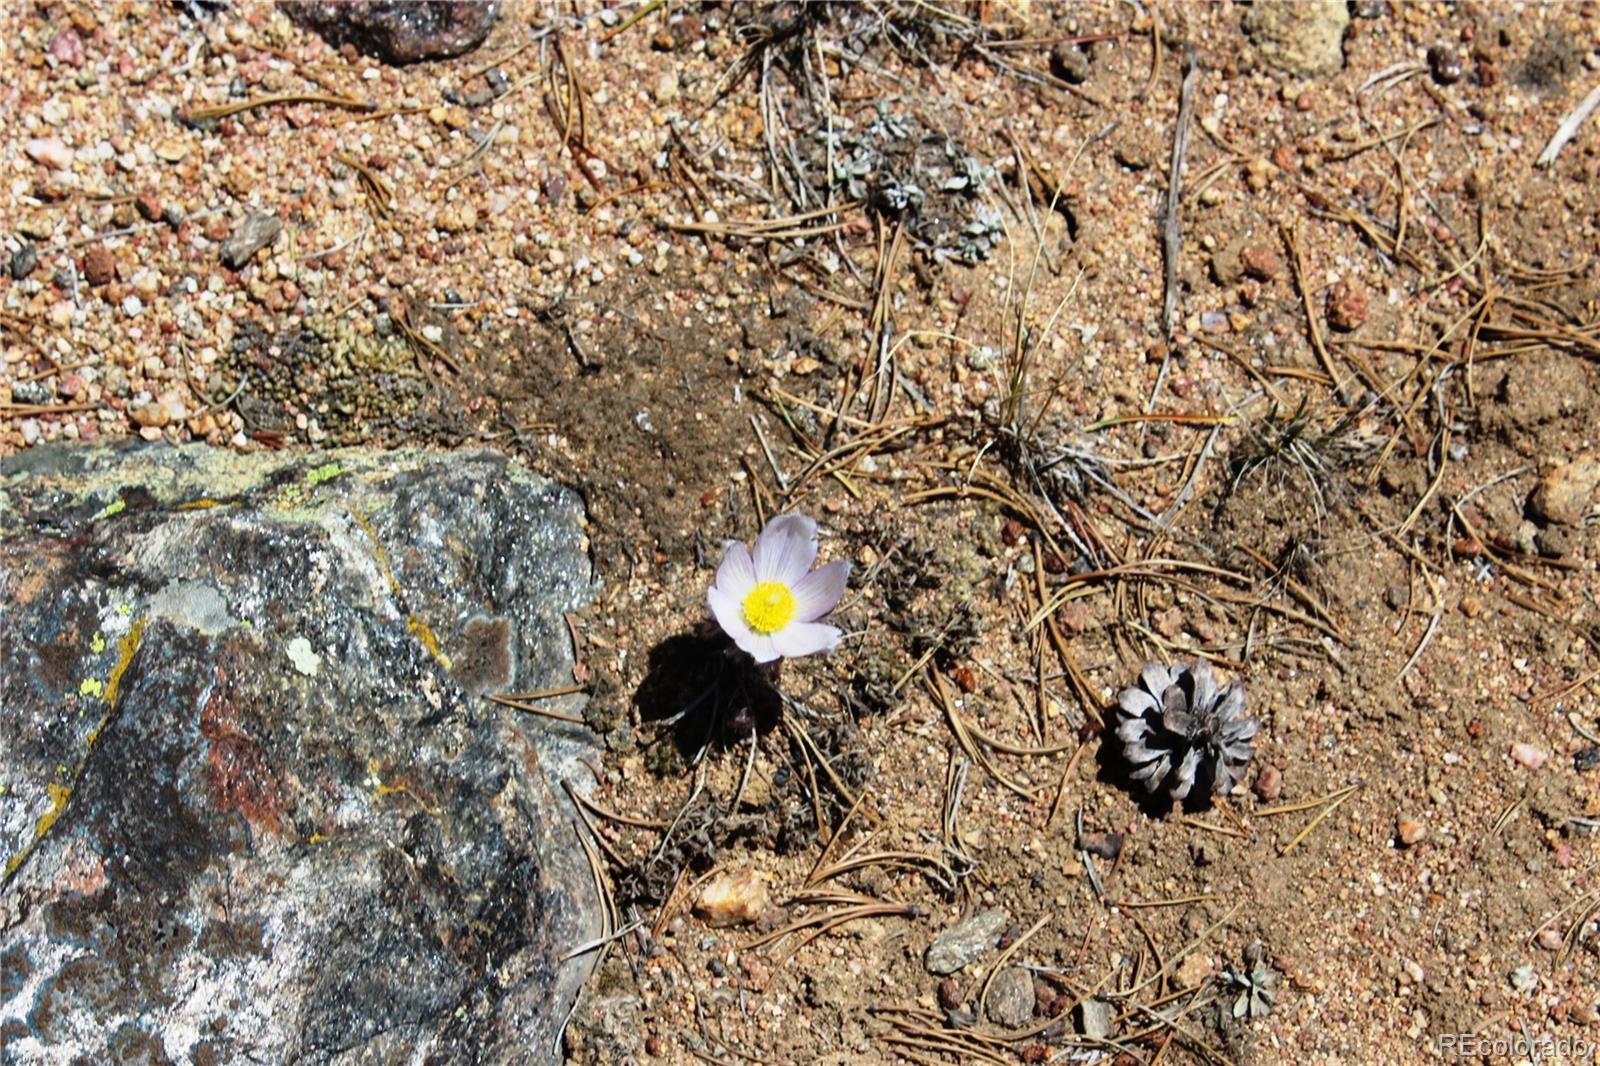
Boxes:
[219,211,283,270]
[924,908,1007,975]
[0,443,600,1064]
[282,1,499,65]
[984,966,1034,1028]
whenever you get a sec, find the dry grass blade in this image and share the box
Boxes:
[391,301,461,374]
[1277,783,1360,855]
[181,92,375,122]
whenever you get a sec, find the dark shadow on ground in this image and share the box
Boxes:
[633,625,782,760]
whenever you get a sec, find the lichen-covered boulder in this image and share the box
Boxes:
[0,443,600,1064]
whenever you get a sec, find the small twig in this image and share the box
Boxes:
[1159,47,1199,340]
[1279,784,1359,855]
[1536,80,1600,167]
[182,91,375,122]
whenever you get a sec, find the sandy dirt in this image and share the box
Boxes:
[2,2,1598,1064]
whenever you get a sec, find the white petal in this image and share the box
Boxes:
[1119,687,1158,717]
[716,540,756,597]
[1139,663,1173,697]
[769,621,841,659]
[753,513,818,584]
[791,559,848,622]
[738,631,783,663]
[708,585,753,643]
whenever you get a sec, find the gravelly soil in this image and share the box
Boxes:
[2,2,1597,1064]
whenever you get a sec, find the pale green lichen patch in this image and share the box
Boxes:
[78,677,104,698]
[93,497,126,521]
[91,633,105,654]
[305,462,343,486]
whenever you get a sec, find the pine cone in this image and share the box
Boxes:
[1114,660,1259,802]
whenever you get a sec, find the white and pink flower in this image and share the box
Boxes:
[707,513,849,664]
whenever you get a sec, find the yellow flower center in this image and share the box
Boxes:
[742,580,796,635]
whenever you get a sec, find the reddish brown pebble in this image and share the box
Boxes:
[1466,719,1486,739]
[1459,595,1481,618]
[135,191,162,222]
[951,665,977,693]
[1396,817,1426,846]
[1254,764,1283,802]
[1000,517,1026,547]
[1057,600,1093,635]
[1271,144,1296,172]
[1240,244,1282,280]
[81,245,115,286]
[1021,1045,1049,1064]
[1325,279,1368,331]
[645,1035,663,1056]
[937,977,964,1011]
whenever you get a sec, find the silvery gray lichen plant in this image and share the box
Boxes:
[1114,659,1259,802]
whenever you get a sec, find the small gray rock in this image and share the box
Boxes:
[1050,43,1090,84]
[924,908,1008,975]
[220,211,283,269]
[985,967,1034,1028]
[1077,997,1114,1040]
[10,241,38,280]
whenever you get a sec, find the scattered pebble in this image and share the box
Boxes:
[1076,997,1114,1040]
[10,243,39,281]
[1427,44,1464,85]
[985,967,1034,1028]
[937,977,965,1011]
[1325,278,1368,331]
[1510,743,1548,770]
[25,136,74,170]
[1535,928,1564,951]
[1049,43,1090,84]
[693,869,768,928]
[1253,765,1283,802]
[81,245,116,286]
[1509,965,1538,994]
[1527,452,1600,526]
[1240,244,1282,280]
[1396,817,1426,846]
[925,908,1007,975]
[49,27,86,67]
[220,212,284,270]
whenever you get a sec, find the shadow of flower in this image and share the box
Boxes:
[633,624,781,761]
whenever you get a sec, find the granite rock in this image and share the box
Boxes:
[0,443,600,1064]
[924,908,1008,975]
